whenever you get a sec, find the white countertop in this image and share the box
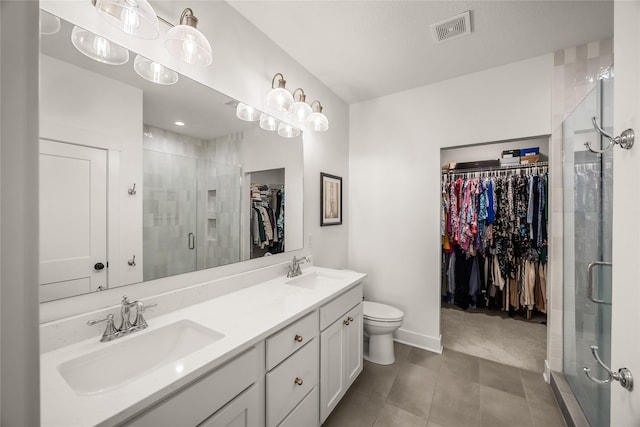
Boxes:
[40,266,366,427]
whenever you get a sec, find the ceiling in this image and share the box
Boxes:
[227,0,614,104]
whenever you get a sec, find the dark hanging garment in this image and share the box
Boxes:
[454,247,472,310]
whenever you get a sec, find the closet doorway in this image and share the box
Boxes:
[440,138,550,373]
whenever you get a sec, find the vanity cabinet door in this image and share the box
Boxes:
[320,315,345,423]
[198,384,259,427]
[123,347,258,427]
[320,302,363,423]
[344,303,363,388]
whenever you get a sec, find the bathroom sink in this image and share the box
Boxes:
[58,319,224,395]
[284,271,345,290]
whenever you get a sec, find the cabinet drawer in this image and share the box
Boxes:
[278,386,319,427]
[320,283,363,330]
[266,339,319,427]
[266,310,318,370]
[124,347,258,427]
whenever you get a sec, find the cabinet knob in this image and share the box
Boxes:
[343,319,350,326]
[348,316,354,322]
[294,377,304,386]
[294,334,303,342]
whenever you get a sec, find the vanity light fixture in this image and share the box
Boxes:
[236,103,260,122]
[40,10,61,35]
[174,121,185,126]
[306,100,329,132]
[134,55,179,85]
[266,73,294,112]
[71,26,130,65]
[277,122,301,138]
[93,0,160,40]
[164,8,213,66]
[259,113,278,131]
[288,88,313,125]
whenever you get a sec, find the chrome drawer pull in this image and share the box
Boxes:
[294,377,303,386]
[294,334,303,342]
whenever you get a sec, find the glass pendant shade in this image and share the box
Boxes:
[40,10,61,35]
[165,24,212,66]
[94,0,159,40]
[134,55,178,85]
[288,101,312,125]
[236,103,260,121]
[259,113,278,131]
[277,122,301,138]
[306,111,329,132]
[71,26,130,65]
[266,87,294,112]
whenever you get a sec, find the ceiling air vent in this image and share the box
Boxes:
[430,10,472,44]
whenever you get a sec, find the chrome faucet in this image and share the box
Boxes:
[87,296,157,342]
[287,256,310,278]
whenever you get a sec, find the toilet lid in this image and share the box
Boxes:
[363,301,404,321]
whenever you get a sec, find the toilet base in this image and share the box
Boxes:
[366,333,395,365]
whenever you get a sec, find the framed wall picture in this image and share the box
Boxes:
[320,172,342,226]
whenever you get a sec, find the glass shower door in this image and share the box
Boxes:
[562,76,613,427]
[143,150,198,281]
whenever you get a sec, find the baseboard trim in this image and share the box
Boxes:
[393,328,442,354]
[543,360,551,383]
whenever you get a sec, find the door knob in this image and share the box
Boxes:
[94,262,105,271]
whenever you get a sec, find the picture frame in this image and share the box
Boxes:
[320,172,342,226]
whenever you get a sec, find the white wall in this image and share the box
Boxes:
[611,1,640,424]
[39,0,350,321]
[0,2,40,425]
[349,55,553,351]
[40,55,144,290]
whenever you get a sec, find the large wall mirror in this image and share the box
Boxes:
[39,12,304,303]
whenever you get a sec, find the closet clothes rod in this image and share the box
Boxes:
[442,161,549,176]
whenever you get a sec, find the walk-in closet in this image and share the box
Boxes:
[440,138,550,372]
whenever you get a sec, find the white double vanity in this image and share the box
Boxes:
[41,266,365,426]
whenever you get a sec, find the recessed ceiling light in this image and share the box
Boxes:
[174,121,185,126]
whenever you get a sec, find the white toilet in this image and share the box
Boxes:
[363,301,404,365]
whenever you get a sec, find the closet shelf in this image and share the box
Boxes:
[442,161,548,176]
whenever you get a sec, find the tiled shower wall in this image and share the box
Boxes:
[143,126,242,281]
[547,38,613,374]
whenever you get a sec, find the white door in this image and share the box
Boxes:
[611,2,640,424]
[39,139,108,302]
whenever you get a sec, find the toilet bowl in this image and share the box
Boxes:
[363,301,404,365]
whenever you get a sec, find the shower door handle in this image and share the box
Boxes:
[586,261,612,305]
[188,232,195,250]
[584,345,633,391]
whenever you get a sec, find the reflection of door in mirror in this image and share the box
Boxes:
[39,139,107,302]
[249,168,285,259]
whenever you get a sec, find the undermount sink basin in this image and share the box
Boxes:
[284,271,346,289]
[58,319,224,395]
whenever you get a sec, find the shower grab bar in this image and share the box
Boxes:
[584,345,633,391]
[586,261,612,305]
[584,117,635,154]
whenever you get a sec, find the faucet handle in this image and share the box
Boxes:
[87,313,119,342]
[132,301,158,329]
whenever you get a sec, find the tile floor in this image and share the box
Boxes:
[440,305,547,373]
[322,342,566,427]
